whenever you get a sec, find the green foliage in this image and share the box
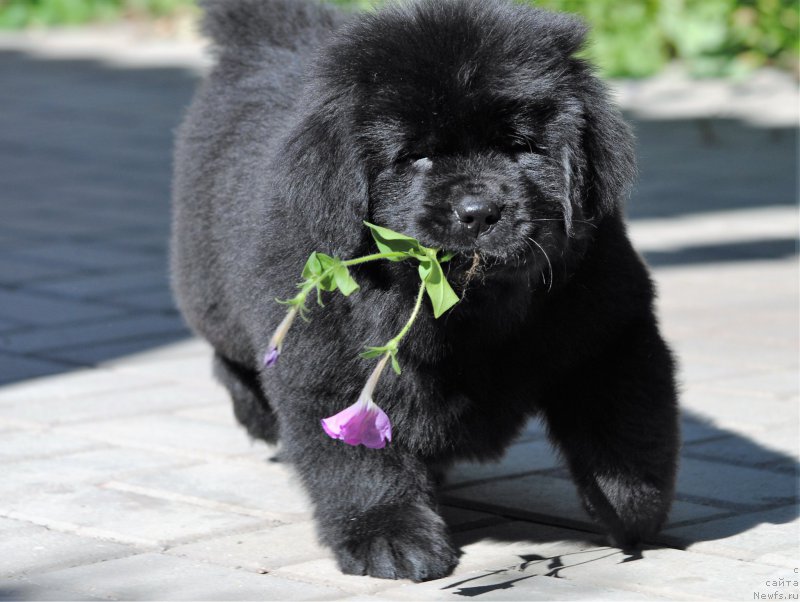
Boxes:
[2,0,794,76]
[0,0,189,28]
[363,222,459,318]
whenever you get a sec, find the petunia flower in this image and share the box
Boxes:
[263,307,299,367]
[321,354,392,449]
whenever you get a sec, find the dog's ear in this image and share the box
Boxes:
[273,95,369,257]
[578,79,637,218]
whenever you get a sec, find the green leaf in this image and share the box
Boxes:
[419,259,460,318]
[389,350,402,375]
[360,346,388,359]
[333,264,360,296]
[364,222,426,260]
[439,251,456,263]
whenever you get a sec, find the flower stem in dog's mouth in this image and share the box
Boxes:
[263,222,463,448]
[463,251,482,285]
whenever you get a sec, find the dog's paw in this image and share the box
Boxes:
[328,503,458,582]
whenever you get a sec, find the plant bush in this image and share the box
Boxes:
[0,0,795,77]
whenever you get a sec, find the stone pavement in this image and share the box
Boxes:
[0,29,797,602]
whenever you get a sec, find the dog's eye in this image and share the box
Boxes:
[504,139,546,156]
[396,153,427,165]
[395,153,430,170]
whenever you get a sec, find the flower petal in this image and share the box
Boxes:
[264,347,280,367]
[321,399,392,449]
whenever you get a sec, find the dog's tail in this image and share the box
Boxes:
[201,0,343,53]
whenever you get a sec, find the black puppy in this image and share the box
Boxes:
[171,0,680,582]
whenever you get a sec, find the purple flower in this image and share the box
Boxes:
[321,355,392,449]
[264,347,280,367]
[263,307,298,367]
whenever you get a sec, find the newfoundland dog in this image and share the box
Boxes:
[171,0,680,582]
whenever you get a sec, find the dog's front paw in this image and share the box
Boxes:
[327,503,458,582]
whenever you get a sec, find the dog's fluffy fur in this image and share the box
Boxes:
[171,0,680,582]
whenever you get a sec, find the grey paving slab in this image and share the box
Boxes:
[0,352,75,386]
[0,289,124,327]
[2,487,267,548]
[0,366,166,404]
[113,458,313,521]
[24,267,169,299]
[675,456,798,510]
[0,256,84,286]
[23,553,347,601]
[446,440,561,487]
[38,332,190,366]
[665,505,799,568]
[62,413,271,460]
[0,430,102,462]
[447,472,728,535]
[0,579,106,601]
[0,383,220,425]
[167,521,326,573]
[0,313,188,354]
[0,447,192,497]
[0,521,135,578]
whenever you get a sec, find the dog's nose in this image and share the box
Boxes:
[454,196,500,237]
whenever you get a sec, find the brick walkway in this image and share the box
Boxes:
[0,30,797,601]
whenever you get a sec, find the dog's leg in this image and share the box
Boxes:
[541,325,680,548]
[213,353,280,444]
[277,409,458,582]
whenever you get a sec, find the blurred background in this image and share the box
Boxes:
[0,0,797,77]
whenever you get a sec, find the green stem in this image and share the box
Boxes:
[342,252,408,266]
[387,280,426,349]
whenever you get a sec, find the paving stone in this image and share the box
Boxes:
[168,521,326,572]
[0,317,25,333]
[0,447,191,497]
[0,383,218,426]
[273,559,400,596]
[25,267,169,299]
[413,519,797,600]
[681,387,799,436]
[40,333,190,366]
[0,352,74,385]
[0,289,124,327]
[2,487,266,548]
[0,255,83,286]
[675,457,798,509]
[62,413,270,460]
[684,434,799,473]
[446,440,561,487]
[173,403,239,426]
[446,473,727,533]
[664,505,800,568]
[0,366,166,404]
[9,242,162,271]
[0,521,135,578]
[0,314,188,354]
[382,570,671,600]
[103,288,179,312]
[440,506,509,532]
[0,578,106,601]
[0,431,101,462]
[25,553,346,601]
[115,458,312,520]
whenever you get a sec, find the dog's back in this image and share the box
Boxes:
[171,0,344,363]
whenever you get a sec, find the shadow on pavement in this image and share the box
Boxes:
[0,49,797,562]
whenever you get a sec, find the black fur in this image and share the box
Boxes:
[171,0,680,582]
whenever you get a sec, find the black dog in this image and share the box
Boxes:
[171,0,680,582]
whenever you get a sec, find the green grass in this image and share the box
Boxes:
[0,0,796,77]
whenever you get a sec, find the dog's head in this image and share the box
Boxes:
[278,0,635,286]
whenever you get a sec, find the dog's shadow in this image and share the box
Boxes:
[440,411,798,551]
